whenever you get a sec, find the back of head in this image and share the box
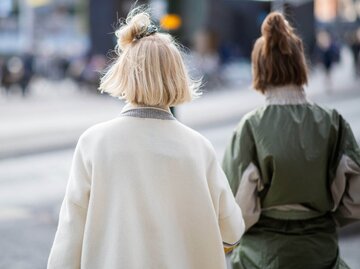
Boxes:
[99,7,200,107]
[251,12,308,93]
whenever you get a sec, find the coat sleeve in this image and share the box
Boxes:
[331,116,360,227]
[48,137,91,269]
[222,118,263,230]
[206,147,245,247]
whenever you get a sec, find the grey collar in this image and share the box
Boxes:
[120,104,175,120]
[265,85,308,105]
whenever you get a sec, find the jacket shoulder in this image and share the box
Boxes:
[234,106,267,133]
[77,118,124,145]
[311,103,339,115]
[175,121,217,154]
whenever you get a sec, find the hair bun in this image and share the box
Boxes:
[115,9,151,51]
[261,12,292,55]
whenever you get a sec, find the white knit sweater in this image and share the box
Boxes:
[47,105,245,269]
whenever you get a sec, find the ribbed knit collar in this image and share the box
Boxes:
[265,85,308,105]
[120,104,175,120]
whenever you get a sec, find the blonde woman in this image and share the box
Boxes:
[47,7,244,269]
[223,12,360,269]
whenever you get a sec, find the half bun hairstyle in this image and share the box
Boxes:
[99,6,200,107]
[115,9,155,51]
[252,11,308,93]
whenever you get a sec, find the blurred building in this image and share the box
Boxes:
[315,0,360,39]
[0,0,88,57]
[164,0,359,61]
[315,0,360,23]
[1,0,359,59]
[88,0,148,55]
[168,0,316,60]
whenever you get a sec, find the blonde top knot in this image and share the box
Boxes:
[115,9,152,51]
[99,6,201,107]
[261,12,294,55]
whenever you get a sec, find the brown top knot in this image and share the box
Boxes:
[251,11,308,93]
[261,12,293,55]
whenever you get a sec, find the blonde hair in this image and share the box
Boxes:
[99,7,200,107]
[251,12,308,93]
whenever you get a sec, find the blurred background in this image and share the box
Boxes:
[0,0,360,268]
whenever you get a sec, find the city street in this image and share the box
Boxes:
[0,78,360,268]
[1,0,360,268]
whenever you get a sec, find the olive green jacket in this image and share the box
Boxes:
[222,86,360,230]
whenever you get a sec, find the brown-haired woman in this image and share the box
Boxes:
[223,12,360,269]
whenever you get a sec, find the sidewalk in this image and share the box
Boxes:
[0,48,359,159]
[0,79,123,159]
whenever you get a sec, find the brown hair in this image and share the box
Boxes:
[251,12,308,93]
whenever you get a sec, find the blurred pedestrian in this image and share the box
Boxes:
[191,29,221,89]
[0,57,4,95]
[348,27,360,77]
[223,12,360,269]
[1,56,23,96]
[19,53,34,97]
[47,7,245,269]
[67,54,107,92]
[81,54,106,90]
[67,56,87,88]
[315,30,340,93]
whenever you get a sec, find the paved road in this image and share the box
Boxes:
[1,91,360,269]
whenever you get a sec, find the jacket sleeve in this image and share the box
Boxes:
[222,118,263,230]
[207,148,245,247]
[222,118,255,195]
[331,117,360,227]
[48,137,91,269]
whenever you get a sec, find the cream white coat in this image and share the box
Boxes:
[47,106,244,269]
